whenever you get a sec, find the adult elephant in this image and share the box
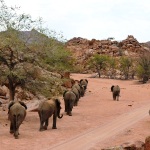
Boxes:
[8,101,27,139]
[111,85,120,101]
[80,79,88,90]
[72,82,85,97]
[63,90,76,116]
[38,98,63,131]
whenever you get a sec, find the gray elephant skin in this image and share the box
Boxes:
[111,85,120,101]
[8,101,27,139]
[80,79,88,90]
[63,90,76,116]
[38,98,63,131]
[72,82,85,97]
[71,86,80,106]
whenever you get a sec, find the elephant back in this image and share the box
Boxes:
[71,87,80,99]
[9,102,26,116]
[113,85,120,92]
[63,90,76,102]
[38,100,55,112]
[9,102,26,124]
[72,83,81,92]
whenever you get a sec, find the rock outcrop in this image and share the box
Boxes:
[102,136,150,150]
[66,35,150,72]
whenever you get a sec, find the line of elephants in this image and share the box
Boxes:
[7,78,120,139]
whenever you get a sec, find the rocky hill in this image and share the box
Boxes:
[66,35,150,72]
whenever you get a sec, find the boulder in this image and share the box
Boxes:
[145,136,150,150]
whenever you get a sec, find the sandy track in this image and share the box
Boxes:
[49,104,149,150]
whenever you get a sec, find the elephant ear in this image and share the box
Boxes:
[8,101,15,114]
[85,79,88,83]
[8,101,15,109]
[55,99,61,109]
[63,90,68,98]
[19,101,27,110]
[111,85,114,92]
[78,83,82,88]
[80,79,83,83]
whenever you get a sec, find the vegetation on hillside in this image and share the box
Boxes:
[88,54,109,78]
[136,53,150,83]
[88,53,150,83]
[0,0,74,100]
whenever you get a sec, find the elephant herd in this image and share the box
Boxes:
[7,79,89,139]
[7,79,121,139]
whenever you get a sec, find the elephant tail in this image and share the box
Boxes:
[13,115,19,130]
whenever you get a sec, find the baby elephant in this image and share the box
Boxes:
[63,90,76,116]
[8,101,27,139]
[111,85,120,101]
[38,98,63,131]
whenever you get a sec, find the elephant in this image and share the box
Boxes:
[111,85,120,101]
[72,82,85,97]
[63,90,76,116]
[8,101,27,139]
[80,79,88,90]
[38,98,63,131]
[71,87,80,106]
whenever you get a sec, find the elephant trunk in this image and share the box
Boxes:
[58,114,63,119]
[57,108,63,119]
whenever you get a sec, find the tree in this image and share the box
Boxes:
[0,0,73,100]
[119,56,133,80]
[88,54,108,78]
[136,53,150,83]
[107,57,117,79]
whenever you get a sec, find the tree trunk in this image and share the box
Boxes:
[97,70,101,78]
[142,75,149,84]
[9,86,15,101]
[96,67,101,78]
[8,79,15,101]
[125,74,128,80]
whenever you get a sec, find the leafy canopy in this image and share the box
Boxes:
[0,0,73,99]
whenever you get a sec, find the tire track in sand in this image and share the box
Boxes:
[48,104,149,150]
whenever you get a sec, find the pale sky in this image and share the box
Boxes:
[4,0,150,42]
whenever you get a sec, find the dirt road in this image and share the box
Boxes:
[0,74,150,150]
[49,105,149,150]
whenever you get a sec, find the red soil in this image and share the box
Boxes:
[0,73,150,150]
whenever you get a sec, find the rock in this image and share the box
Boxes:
[145,136,150,150]
[0,87,7,96]
[66,35,150,75]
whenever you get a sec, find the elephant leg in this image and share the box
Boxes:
[68,101,74,116]
[113,93,116,100]
[75,97,79,106]
[14,128,19,139]
[52,114,57,129]
[67,107,72,116]
[68,111,72,116]
[44,119,49,130]
[39,120,45,131]
[64,100,67,112]
[65,101,70,115]
[117,95,119,101]
[74,100,77,106]
[10,122,14,134]
[76,98,79,106]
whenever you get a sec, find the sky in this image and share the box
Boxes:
[4,0,150,42]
